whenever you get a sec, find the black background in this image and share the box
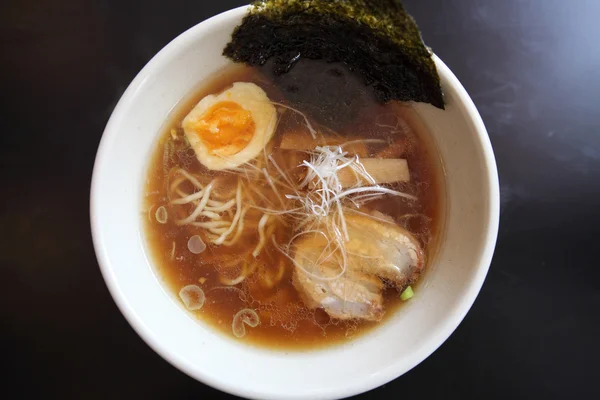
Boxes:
[2,0,599,398]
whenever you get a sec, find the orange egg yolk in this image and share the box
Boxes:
[193,101,255,156]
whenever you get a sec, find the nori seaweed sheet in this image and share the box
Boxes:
[224,0,444,109]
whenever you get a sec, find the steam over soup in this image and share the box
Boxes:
[143,63,445,349]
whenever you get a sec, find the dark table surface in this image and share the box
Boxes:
[2,0,599,398]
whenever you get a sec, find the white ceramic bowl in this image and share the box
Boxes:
[91,6,499,400]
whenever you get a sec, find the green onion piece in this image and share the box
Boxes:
[400,286,414,301]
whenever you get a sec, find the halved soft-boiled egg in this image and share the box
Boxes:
[182,82,277,170]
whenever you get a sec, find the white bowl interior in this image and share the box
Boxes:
[91,7,499,400]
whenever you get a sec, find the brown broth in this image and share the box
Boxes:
[143,64,445,350]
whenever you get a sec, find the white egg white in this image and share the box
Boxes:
[182,82,277,170]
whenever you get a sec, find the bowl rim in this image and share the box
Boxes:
[91,5,500,399]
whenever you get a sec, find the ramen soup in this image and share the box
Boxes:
[143,63,445,349]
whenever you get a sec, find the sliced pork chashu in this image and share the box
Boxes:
[293,214,424,321]
[293,233,385,321]
[343,215,424,286]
